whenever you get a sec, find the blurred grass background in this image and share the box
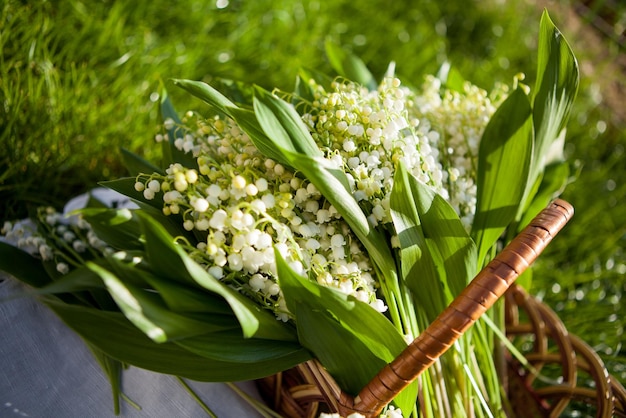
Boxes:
[1,0,624,383]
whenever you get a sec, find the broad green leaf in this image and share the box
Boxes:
[160,88,196,169]
[391,163,477,305]
[277,250,417,412]
[436,62,465,93]
[250,88,396,277]
[80,207,143,251]
[325,39,377,90]
[142,273,233,315]
[103,254,233,315]
[172,79,289,166]
[25,261,119,312]
[87,262,236,343]
[518,161,570,230]
[86,346,124,415]
[136,212,297,342]
[36,263,105,293]
[176,330,309,363]
[295,67,334,105]
[172,78,238,115]
[209,77,256,106]
[253,86,324,158]
[389,165,444,318]
[472,88,534,265]
[121,148,164,177]
[0,242,50,288]
[525,10,579,210]
[45,298,309,382]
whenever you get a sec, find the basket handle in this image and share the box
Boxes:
[335,199,574,416]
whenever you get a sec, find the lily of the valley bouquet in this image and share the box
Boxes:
[1,12,578,418]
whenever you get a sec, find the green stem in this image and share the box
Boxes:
[226,383,284,418]
[175,377,217,418]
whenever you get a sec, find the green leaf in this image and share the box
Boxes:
[253,86,324,159]
[389,166,444,318]
[36,263,105,294]
[45,299,308,382]
[324,39,377,90]
[472,88,534,265]
[283,150,396,278]
[295,67,334,105]
[102,253,233,316]
[253,88,398,276]
[526,10,579,209]
[79,207,143,251]
[277,250,417,412]
[518,161,570,230]
[391,163,477,308]
[121,148,164,177]
[136,212,297,342]
[0,242,50,288]
[141,273,233,315]
[436,62,465,93]
[172,78,238,115]
[87,261,237,343]
[160,87,196,169]
[85,346,125,415]
[172,79,289,166]
[175,330,309,363]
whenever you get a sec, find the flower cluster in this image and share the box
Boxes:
[303,75,507,230]
[411,76,508,227]
[133,74,507,322]
[142,113,383,321]
[302,76,446,228]
[1,207,113,275]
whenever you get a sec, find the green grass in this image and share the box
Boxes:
[1,0,624,385]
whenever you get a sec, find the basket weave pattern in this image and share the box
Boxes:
[256,200,626,417]
[505,284,626,417]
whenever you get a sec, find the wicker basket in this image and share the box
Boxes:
[256,199,626,418]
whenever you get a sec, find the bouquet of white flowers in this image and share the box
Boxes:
[1,11,582,417]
